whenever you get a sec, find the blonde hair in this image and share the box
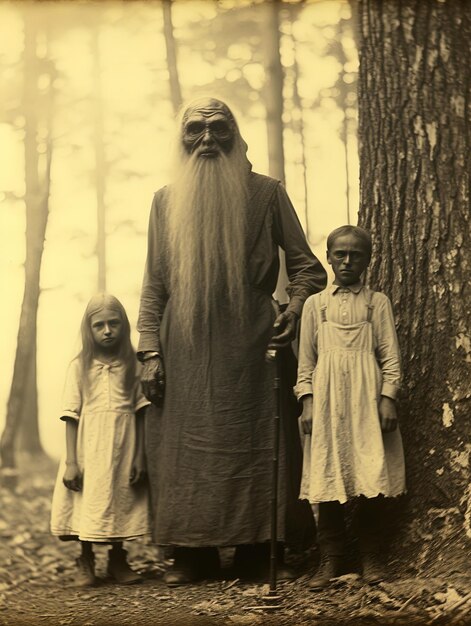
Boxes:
[77,293,136,392]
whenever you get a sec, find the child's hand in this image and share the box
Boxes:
[299,395,313,435]
[379,396,398,433]
[130,454,147,486]
[63,462,82,491]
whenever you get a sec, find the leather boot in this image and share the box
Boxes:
[107,546,143,584]
[308,553,344,591]
[234,543,296,582]
[74,553,97,587]
[361,552,385,584]
[164,547,221,587]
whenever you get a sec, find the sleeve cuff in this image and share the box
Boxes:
[137,331,161,354]
[286,296,304,318]
[381,382,399,400]
[135,398,151,412]
[60,412,79,421]
[293,383,312,400]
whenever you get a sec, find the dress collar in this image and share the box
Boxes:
[330,281,364,295]
[93,357,121,368]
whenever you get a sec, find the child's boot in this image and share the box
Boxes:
[361,551,385,584]
[310,501,345,590]
[107,546,142,584]
[358,496,385,584]
[74,552,97,587]
[308,551,343,590]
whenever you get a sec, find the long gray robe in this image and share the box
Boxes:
[137,172,327,546]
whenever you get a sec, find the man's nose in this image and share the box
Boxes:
[344,253,351,265]
[201,129,214,145]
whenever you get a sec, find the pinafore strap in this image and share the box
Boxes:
[365,287,374,322]
[319,286,375,323]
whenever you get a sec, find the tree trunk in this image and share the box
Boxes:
[162,0,182,115]
[357,0,471,537]
[92,26,106,292]
[263,0,285,184]
[17,350,41,454]
[1,7,51,485]
[290,20,310,240]
[264,0,288,303]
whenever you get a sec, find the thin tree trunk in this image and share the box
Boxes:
[264,0,285,184]
[92,26,106,292]
[290,22,310,239]
[357,0,471,535]
[264,0,288,303]
[163,0,182,115]
[1,7,51,484]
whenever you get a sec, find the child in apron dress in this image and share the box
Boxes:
[295,226,406,590]
[50,294,151,586]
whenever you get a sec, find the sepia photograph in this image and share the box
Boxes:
[0,0,470,624]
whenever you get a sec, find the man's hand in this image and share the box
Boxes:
[141,356,165,406]
[130,451,147,486]
[299,395,313,435]
[268,311,299,349]
[63,462,82,492]
[379,396,398,433]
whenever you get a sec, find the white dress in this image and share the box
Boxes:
[50,358,151,542]
[295,285,406,504]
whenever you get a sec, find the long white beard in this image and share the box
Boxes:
[166,139,250,341]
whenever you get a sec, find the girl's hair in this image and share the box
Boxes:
[78,293,136,393]
[326,225,372,259]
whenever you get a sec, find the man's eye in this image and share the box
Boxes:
[186,123,204,135]
[210,122,229,134]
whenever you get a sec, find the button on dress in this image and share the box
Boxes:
[50,358,151,542]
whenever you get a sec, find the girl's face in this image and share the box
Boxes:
[90,307,123,353]
[327,233,370,287]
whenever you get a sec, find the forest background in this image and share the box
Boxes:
[0,0,358,463]
[0,1,470,623]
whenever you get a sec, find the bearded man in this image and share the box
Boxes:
[137,98,327,586]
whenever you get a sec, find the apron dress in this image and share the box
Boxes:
[300,289,406,504]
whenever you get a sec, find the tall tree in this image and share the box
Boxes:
[263,0,289,303]
[357,0,471,537]
[263,0,285,184]
[162,0,182,115]
[1,5,53,483]
[92,24,106,292]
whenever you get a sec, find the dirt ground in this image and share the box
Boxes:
[1,456,470,626]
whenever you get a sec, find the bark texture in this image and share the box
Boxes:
[357,0,471,535]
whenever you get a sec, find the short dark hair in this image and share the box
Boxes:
[326,225,372,259]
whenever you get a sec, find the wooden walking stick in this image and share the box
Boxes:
[263,347,282,608]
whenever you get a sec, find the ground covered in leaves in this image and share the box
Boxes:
[0,456,470,626]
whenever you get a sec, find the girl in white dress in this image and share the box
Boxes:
[295,226,406,590]
[50,294,151,586]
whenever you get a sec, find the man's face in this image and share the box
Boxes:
[327,234,370,286]
[182,105,235,158]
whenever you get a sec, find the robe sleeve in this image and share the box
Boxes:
[294,295,319,399]
[60,359,82,421]
[373,293,402,399]
[272,184,327,317]
[137,191,169,354]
